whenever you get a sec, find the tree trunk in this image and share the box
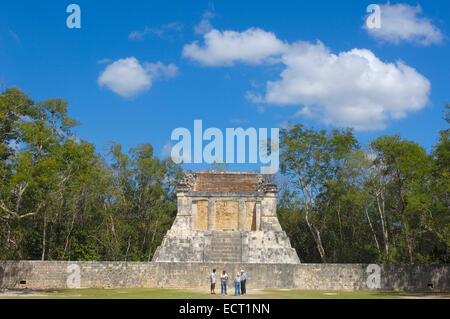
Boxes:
[148,214,161,262]
[305,210,326,262]
[63,210,77,259]
[365,208,381,254]
[376,192,390,260]
[41,211,47,261]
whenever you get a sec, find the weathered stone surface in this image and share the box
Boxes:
[196,200,208,231]
[215,201,239,230]
[0,261,448,291]
[244,201,257,231]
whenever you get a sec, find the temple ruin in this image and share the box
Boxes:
[152,171,300,264]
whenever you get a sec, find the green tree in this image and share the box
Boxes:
[280,123,359,262]
[369,135,435,263]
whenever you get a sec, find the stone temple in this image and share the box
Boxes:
[153,171,300,264]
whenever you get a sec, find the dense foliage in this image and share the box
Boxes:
[0,88,182,261]
[278,107,449,263]
[0,87,448,263]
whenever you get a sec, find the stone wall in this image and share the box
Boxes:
[1,261,448,292]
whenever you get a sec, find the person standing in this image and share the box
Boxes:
[234,272,241,296]
[220,269,228,295]
[240,270,247,295]
[210,269,216,294]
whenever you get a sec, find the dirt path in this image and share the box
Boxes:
[187,287,271,298]
[1,288,449,299]
[0,289,49,297]
[399,294,450,299]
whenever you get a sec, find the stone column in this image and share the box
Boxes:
[173,188,192,230]
[255,202,261,231]
[238,200,245,231]
[208,199,216,230]
[191,200,198,230]
[260,184,282,231]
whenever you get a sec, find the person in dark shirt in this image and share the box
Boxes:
[240,270,247,295]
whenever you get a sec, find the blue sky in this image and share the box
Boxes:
[1,1,449,171]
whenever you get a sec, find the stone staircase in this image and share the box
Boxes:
[206,231,242,262]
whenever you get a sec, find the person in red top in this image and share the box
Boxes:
[220,269,229,295]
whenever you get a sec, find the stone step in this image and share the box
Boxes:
[207,231,243,262]
[210,241,241,245]
[211,243,240,245]
[209,254,240,258]
[211,239,240,242]
[211,243,242,248]
[207,251,241,256]
[209,253,240,258]
[208,249,241,254]
[211,235,241,239]
[210,246,240,249]
[211,232,241,237]
[210,243,241,247]
[211,236,241,240]
[211,244,241,247]
[207,257,241,262]
[212,235,241,238]
[207,252,241,257]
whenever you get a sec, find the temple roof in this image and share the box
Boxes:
[179,171,273,192]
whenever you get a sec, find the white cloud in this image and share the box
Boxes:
[245,91,264,103]
[365,3,443,45]
[8,29,21,46]
[182,23,431,130]
[261,41,430,130]
[229,119,249,125]
[129,27,150,41]
[144,61,179,80]
[194,11,215,35]
[129,22,183,40]
[183,27,286,66]
[256,105,265,114]
[98,57,150,97]
[97,58,112,64]
[98,57,178,98]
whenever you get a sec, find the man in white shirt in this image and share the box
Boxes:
[210,269,216,294]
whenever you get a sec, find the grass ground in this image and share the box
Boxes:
[0,288,448,299]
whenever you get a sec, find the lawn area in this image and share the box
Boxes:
[0,288,447,299]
